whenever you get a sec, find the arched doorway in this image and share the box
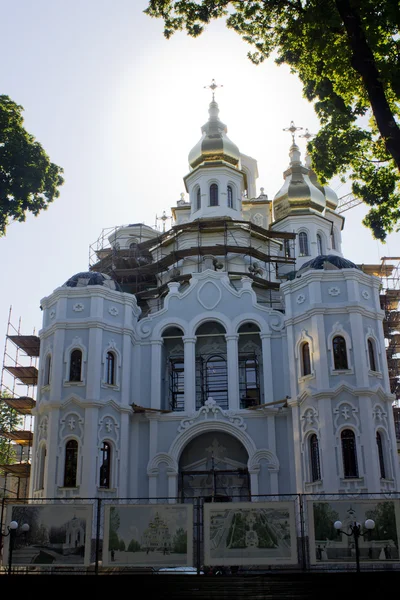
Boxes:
[178,432,250,502]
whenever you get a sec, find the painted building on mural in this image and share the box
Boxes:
[29,94,400,501]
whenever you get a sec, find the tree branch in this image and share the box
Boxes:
[334,0,400,171]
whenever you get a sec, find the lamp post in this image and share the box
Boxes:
[1,521,30,575]
[333,518,375,573]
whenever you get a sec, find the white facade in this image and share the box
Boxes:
[29,99,400,502]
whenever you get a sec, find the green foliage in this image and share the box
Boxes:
[172,527,187,553]
[145,0,400,239]
[0,394,22,466]
[127,538,141,552]
[119,539,126,551]
[313,503,340,541]
[0,95,64,236]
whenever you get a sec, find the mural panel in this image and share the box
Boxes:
[103,504,193,567]
[2,504,92,566]
[308,499,400,564]
[204,501,298,566]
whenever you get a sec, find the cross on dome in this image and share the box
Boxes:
[299,128,314,142]
[204,78,223,101]
[283,121,303,144]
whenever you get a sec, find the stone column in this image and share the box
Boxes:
[150,340,163,409]
[168,473,178,503]
[260,333,273,403]
[183,337,196,413]
[226,334,239,410]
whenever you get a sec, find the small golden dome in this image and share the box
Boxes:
[305,154,339,210]
[188,100,241,169]
[273,143,326,221]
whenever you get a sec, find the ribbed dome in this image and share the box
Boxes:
[297,255,360,275]
[188,100,241,170]
[273,143,326,221]
[305,154,339,210]
[63,272,122,291]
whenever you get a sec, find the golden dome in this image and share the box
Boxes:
[305,154,339,210]
[188,100,241,169]
[273,143,326,221]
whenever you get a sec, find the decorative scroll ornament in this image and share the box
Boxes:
[178,397,246,433]
[109,306,119,316]
[296,294,306,305]
[73,303,84,312]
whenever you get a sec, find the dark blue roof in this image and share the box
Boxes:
[298,255,361,274]
[63,271,122,291]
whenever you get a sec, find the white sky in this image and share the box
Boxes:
[1,0,399,364]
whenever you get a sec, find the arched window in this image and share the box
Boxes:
[64,440,78,487]
[210,183,219,206]
[206,355,228,408]
[106,351,116,385]
[368,339,377,371]
[332,336,348,370]
[44,354,51,386]
[341,429,358,478]
[310,434,321,482]
[317,234,323,255]
[69,349,82,382]
[302,343,311,376]
[38,445,46,490]
[376,432,386,479]
[227,185,233,208]
[299,232,309,256]
[196,187,201,211]
[99,442,111,488]
[284,239,291,258]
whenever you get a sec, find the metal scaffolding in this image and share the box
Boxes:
[0,307,38,498]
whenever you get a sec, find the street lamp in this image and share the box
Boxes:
[333,518,375,573]
[1,521,30,575]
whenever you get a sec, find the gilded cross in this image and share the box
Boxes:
[204,79,223,101]
[283,121,303,144]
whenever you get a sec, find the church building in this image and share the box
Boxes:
[29,90,400,502]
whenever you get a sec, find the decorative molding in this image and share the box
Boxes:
[328,286,341,297]
[178,398,246,433]
[108,306,119,316]
[38,416,48,442]
[197,280,222,310]
[301,407,319,433]
[248,449,279,472]
[296,294,306,305]
[333,401,360,433]
[49,309,56,320]
[147,453,178,476]
[98,414,120,446]
[361,290,370,300]
[73,303,85,312]
[59,411,84,441]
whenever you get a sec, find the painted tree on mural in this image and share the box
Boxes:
[145,0,400,240]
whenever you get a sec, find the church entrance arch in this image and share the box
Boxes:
[178,432,250,502]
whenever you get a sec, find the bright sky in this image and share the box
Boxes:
[1,0,399,359]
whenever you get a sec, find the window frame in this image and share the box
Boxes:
[99,441,112,489]
[63,439,79,488]
[309,434,321,482]
[316,233,323,255]
[227,185,234,209]
[341,429,359,479]
[332,335,349,370]
[106,351,116,385]
[376,431,386,479]
[196,187,201,211]
[43,353,52,387]
[299,231,309,257]
[69,349,83,382]
[209,183,219,207]
[301,342,312,377]
[367,338,378,372]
